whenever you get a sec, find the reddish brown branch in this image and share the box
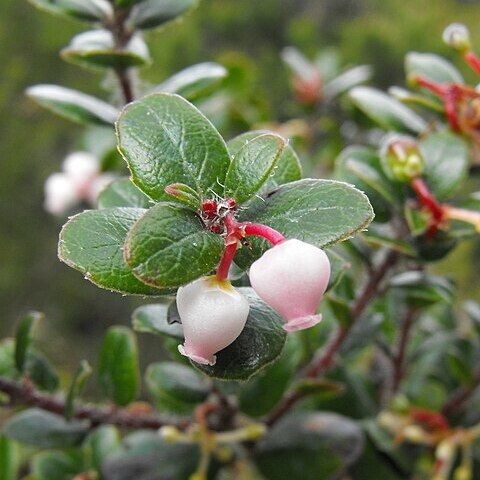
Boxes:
[441,368,480,417]
[264,249,398,426]
[0,376,189,430]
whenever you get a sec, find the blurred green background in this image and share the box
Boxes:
[1,0,480,370]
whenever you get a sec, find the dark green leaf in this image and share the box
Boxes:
[84,426,121,472]
[132,303,184,339]
[225,133,286,204]
[32,450,84,480]
[406,52,464,85]
[117,93,231,202]
[349,86,427,134]
[0,339,16,378]
[235,179,374,269]
[116,0,143,7]
[26,85,119,126]
[98,326,139,406]
[420,132,468,199]
[29,0,112,22]
[0,436,19,480]
[335,146,395,222]
[61,30,151,70]
[130,0,199,30]
[3,409,88,448]
[59,207,163,296]
[98,178,152,209]
[146,362,209,413]
[195,287,286,381]
[255,413,364,480]
[15,311,43,373]
[125,203,224,288]
[65,360,92,421]
[150,62,227,100]
[228,130,302,193]
[26,349,60,392]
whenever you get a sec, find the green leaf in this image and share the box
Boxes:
[59,207,163,296]
[84,425,121,472]
[117,93,231,202]
[0,339,16,378]
[116,0,143,7]
[26,84,119,126]
[420,132,468,199]
[228,130,302,193]
[323,65,372,99]
[150,62,227,100]
[98,178,152,209]
[255,413,365,480]
[65,360,92,421]
[145,362,209,413]
[0,436,20,480]
[335,146,395,222]
[26,349,60,392]
[124,203,224,288]
[349,86,427,134]
[132,303,184,339]
[29,0,112,22]
[130,0,199,30]
[164,183,202,210]
[98,326,139,406]
[15,311,43,373]
[3,409,88,448]
[406,52,464,85]
[61,30,151,70]
[235,179,374,269]
[389,272,456,307]
[225,133,286,204]
[195,287,286,381]
[32,450,84,480]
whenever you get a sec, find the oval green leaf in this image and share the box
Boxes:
[98,326,139,406]
[26,84,119,126]
[117,93,231,202]
[130,0,199,30]
[98,178,152,209]
[132,303,184,339]
[124,203,224,288]
[29,0,112,22]
[406,52,464,85]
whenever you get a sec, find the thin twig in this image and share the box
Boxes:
[0,376,190,431]
[264,249,399,426]
[442,369,480,417]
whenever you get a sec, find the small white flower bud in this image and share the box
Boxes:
[62,152,99,182]
[443,23,471,52]
[177,276,250,366]
[44,173,79,215]
[249,239,330,332]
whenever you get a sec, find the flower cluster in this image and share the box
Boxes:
[176,196,331,365]
[44,152,115,215]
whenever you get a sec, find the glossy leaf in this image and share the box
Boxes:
[406,52,464,85]
[349,86,427,134]
[228,130,302,193]
[26,84,119,126]
[130,0,199,30]
[235,179,374,269]
[255,413,365,480]
[146,362,209,413]
[132,303,184,339]
[195,288,286,381]
[224,133,286,204]
[98,326,139,406]
[3,409,88,448]
[15,311,43,373]
[420,132,468,199]
[59,207,163,296]
[98,178,152,209]
[150,62,227,100]
[117,93,231,202]
[124,203,224,288]
[32,450,84,480]
[61,30,151,70]
[29,0,112,22]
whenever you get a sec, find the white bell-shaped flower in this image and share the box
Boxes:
[249,239,330,332]
[177,276,250,366]
[44,173,79,215]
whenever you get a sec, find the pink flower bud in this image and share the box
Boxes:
[249,239,330,332]
[177,276,250,365]
[44,173,79,215]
